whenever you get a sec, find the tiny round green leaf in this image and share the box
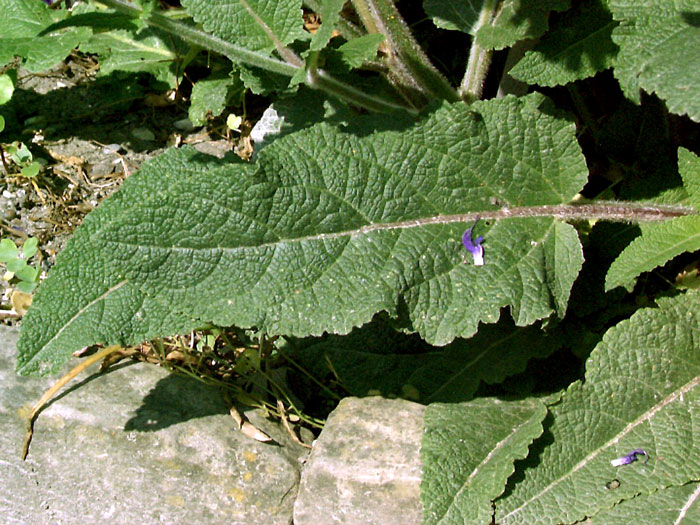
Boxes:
[0,238,19,262]
[16,280,37,294]
[0,115,5,133]
[6,258,27,273]
[16,265,39,283]
[0,74,14,105]
[10,142,32,164]
[21,162,41,178]
[21,237,39,259]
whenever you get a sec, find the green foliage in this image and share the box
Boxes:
[422,397,547,524]
[181,0,306,55]
[609,0,700,122]
[495,292,700,523]
[0,237,40,293]
[508,1,619,86]
[0,72,14,105]
[188,72,245,126]
[0,0,91,72]
[287,316,562,403]
[16,93,588,374]
[4,1,699,522]
[606,148,700,291]
[336,34,386,69]
[474,0,570,50]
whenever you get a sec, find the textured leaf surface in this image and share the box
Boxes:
[17,94,587,375]
[188,73,243,126]
[309,0,344,51]
[678,147,700,209]
[423,0,481,34]
[336,34,385,69]
[181,0,305,54]
[495,292,700,524]
[606,149,700,291]
[80,27,185,87]
[475,0,570,51]
[422,397,547,524]
[605,215,700,291]
[509,1,618,86]
[609,0,700,121]
[0,0,91,71]
[288,317,561,403]
[588,482,700,524]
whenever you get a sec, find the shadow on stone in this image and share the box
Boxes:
[124,373,229,432]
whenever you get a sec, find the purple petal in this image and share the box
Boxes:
[462,218,484,266]
[610,449,649,467]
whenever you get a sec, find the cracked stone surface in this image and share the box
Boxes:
[2,324,426,524]
[0,325,307,524]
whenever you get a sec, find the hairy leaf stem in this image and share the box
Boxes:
[460,0,498,103]
[351,0,459,106]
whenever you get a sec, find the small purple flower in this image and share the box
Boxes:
[463,218,484,266]
[610,448,649,467]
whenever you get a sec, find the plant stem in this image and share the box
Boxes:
[95,0,412,113]
[459,0,498,103]
[351,0,459,106]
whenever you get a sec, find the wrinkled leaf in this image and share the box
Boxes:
[609,0,700,122]
[17,94,588,375]
[422,397,547,524]
[181,0,305,55]
[509,1,618,87]
[336,34,385,69]
[309,0,345,52]
[80,27,186,88]
[587,482,700,524]
[0,0,91,71]
[678,147,700,209]
[189,73,243,126]
[289,316,563,403]
[475,0,570,51]
[605,216,700,291]
[606,149,700,291]
[496,292,700,524]
[424,0,482,34]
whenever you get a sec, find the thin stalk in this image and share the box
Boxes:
[96,0,412,114]
[277,202,696,244]
[351,0,459,106]
[459,0,498,103]
[22,345,121,460]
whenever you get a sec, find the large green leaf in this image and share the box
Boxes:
[425,0,569,44]
[679,147,700,209]
[609,0,700,122]
[17,94,587,375]
[475,0,570,51]
[0,0,91,71]
[422,397,547,524]
[80,27,186,88]
[509,1,618,87]
[181,0,305,55]
[495,292,700,524]
[605,148,700,291]
[423,0,482,34]
[587,481,700,524]
[288,316,562,403]
[605,215,700,291]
